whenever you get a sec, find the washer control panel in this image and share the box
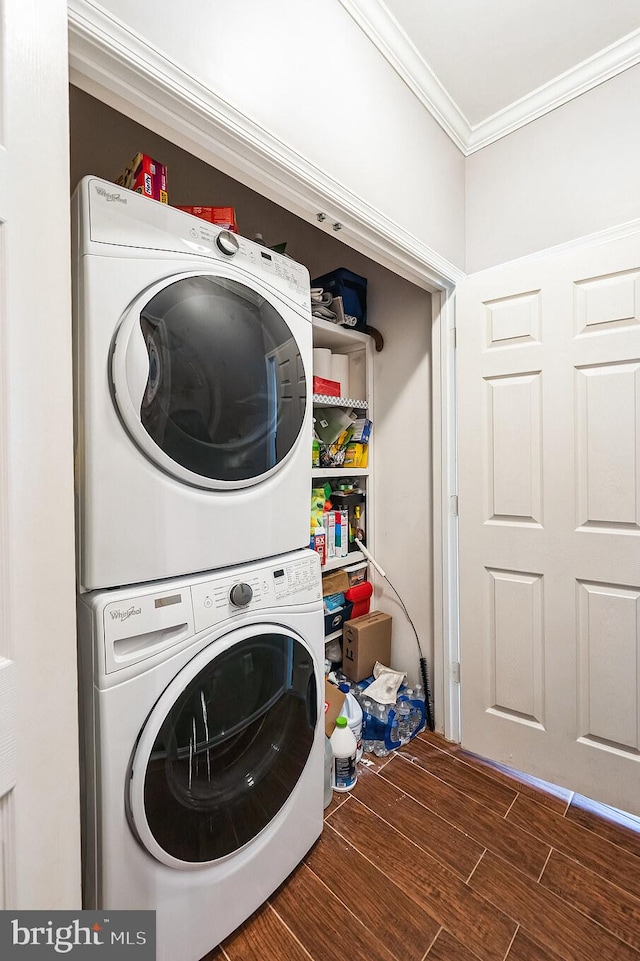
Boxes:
[191,551,321,634]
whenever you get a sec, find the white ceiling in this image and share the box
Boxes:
[339,0,640,153]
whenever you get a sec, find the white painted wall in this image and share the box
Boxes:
[88,0,466,270]
[466,64,640,272]
[70,86,434,691]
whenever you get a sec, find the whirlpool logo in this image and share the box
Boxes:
[109,606,142,622]
[1,911,155,958]
[95,185,127,204]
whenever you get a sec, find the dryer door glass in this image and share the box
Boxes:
[136,275,306,483]
[138,632,317,863]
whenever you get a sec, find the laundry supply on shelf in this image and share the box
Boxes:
[115,151,168,203]
[175,205,238,231]
[311,268,367,330]
[310,288,352,326]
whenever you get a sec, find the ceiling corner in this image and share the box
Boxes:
[336,0,472,154]
[338,1,640,156]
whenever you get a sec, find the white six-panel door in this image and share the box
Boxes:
[457,228,640,815]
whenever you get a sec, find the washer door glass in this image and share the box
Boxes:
[129,630,318,866]
[114,273,307,488]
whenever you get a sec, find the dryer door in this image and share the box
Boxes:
[111,271,308,489]
[127,624,319,868]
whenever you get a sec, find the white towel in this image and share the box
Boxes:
[364,662,406,704]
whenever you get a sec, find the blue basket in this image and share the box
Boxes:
[311,268,367,328]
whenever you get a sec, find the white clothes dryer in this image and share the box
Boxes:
[72,177,314,592]
[77,548,324,961]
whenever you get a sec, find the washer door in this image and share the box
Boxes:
[127,625,318,868]
[111,271,308,489]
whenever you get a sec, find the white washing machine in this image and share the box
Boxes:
[77,548,324,961]
[72,177,314,592]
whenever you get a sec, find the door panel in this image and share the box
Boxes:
[0,0,80,906]
[458,231,640,815]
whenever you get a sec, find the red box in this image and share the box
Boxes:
[116,152,168,204]
[345,581,373,619]
[176,205,238,232]
[313,376,341,397]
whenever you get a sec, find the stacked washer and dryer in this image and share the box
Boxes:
[72,177,325,961]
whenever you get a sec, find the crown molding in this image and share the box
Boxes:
[67,0,463,291]
[337,0,471,153]
[468,27,640,151]
[338,0,640,155]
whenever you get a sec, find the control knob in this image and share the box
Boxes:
[216,230,240,256]
[229,582,253,607]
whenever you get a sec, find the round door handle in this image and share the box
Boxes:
[229,582,253,607]
[216,230,240,256]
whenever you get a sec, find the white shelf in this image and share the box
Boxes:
[312,317,369,350]
[312,468,370,478]
[313,393,368,409]
[324,629,343,643]
[313,314,371,582]
[321,550,364,572]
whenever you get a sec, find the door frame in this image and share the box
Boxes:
[67,0,463,739]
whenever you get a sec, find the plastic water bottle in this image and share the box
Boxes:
[403,688,417,739]
[330,717,357,791]
[361,698,376,754]
[324,735,333,808]
[411,683,427,736]
[373,703,390,757]
[396,697,412,745]
[387,704,400,749]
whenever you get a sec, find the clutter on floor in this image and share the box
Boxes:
[324,662,429,803]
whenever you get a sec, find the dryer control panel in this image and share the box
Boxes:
[81,177,311,309]
[191,552,322,635]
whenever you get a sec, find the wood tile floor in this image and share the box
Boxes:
[203,730,640,961]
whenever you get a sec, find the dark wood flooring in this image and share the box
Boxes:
[203,730,640,961]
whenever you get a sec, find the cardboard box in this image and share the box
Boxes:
[342,611,392,682]
[321,569,349,597]
[176,205,238,232]
[116,152,168,203]
[324,680,346,737]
